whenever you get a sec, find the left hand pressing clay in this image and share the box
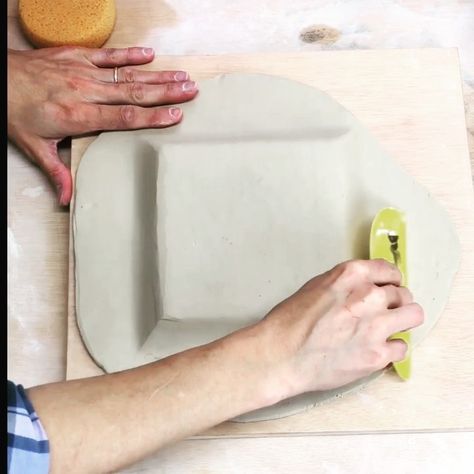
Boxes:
[19,0,116,48]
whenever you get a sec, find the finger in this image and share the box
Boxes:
[34,139,73,206]
[385,339,409,363]
[378,303,424,337]
[85,47,155,67]
[94,67,190,84]
[76,104,183,133]
[381,285,413,309]
[335,259,402,290]
[365,259,402,286]
[88,80,198,106]
[386,340,409,363]
[346,284,412,315]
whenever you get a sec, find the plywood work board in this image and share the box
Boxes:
[67,49,474,437]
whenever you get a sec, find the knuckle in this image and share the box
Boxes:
[364,348,385,369]
[127,82,144,103]
[369,285,385,305]
[95,104,105,122]
[372,258,390,269]
[122,67,135,83]
[65,76,85,92]
[369,285,387,308]
[104,48,118,61]
[104,48,121,65]
[45,102,72,123]
[341,260,367,280]
[119,105,135,126]
[53,45,77,58]
[35,148,64,177]
[66,103,85,123]
[40,101,59,117]
[164,82,178,96]
[374,258,398,276]
[393,341,408,361]
[48,162,65,179]
[73,46,88,56]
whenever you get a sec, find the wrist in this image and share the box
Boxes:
[220,321,299,411]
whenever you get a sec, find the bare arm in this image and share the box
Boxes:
[27,325,279,472]
[27,259,424,473]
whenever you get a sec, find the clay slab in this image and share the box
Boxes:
[74,74,460,421]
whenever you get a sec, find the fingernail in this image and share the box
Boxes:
[57,186,66,206]
[142,47,154,56]
[169,107,182,119]
[174,71,189,81]
[182,81,197,92]
[59,195,69,206]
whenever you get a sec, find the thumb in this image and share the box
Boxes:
[33,138,73,206]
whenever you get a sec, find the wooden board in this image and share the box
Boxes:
[67,49,474,437]
[121,431,474,473]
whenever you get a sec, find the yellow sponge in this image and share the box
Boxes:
[19,0,116,48]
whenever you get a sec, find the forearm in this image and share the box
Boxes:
[27,323,282,473]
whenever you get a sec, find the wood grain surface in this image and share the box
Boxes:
[68,50,474,439]
[8,1,474,471]
[121,431,474,473]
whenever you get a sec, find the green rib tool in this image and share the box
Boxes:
[370,207,411,380]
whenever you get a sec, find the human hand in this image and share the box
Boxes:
[260,259,424,398]
[25,260,423,471]
[7,47,198,205]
